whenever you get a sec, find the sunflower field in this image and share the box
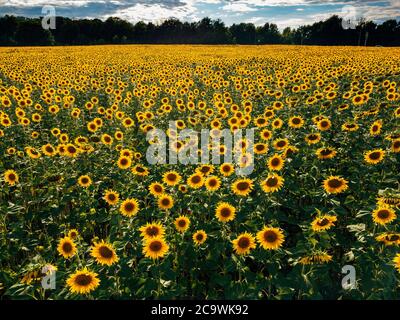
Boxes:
[0,45,400,300]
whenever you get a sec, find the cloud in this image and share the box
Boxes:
[103,2,198,23]
[273,17,311,29]
[244,16,266,25]
[222,2,256,12]
[0,0,201,22]
[217,0,399,8]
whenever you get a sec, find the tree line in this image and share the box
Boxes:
[0,15,399,46]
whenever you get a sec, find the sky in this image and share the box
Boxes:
[0,0,399,30]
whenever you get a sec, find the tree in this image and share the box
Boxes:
[0,15,18,45]
[230,23,256,44]
[376,19,399,46]
[282,27,293,44]
[257,23,281,44]
[14,19,54,46]
[103,17,133,43]
[1,14,399,47]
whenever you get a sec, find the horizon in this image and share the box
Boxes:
[0,0,399,31]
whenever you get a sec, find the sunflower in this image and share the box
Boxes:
[271,118,283,129]
[91,241,119,266]
[26,147,41,159]
[114,130,124,141]
[148,182,165,197]
[1,117,11,127]
[68,229,79,240]
[215,202,236,222]
[122,117,135,128]
[352,94,364,105]
[311,215,337,232]
[288,116,304,128]
[219,163,234,176]
[175,119,186,130]
[260,174,284,193]
[119,198,140,217]
[170,140,184,153]
[131,165,149,176]
[196,164,214,176]
[392,139,400,153]
[273,138,289,150]
[305,133,321,145]
[57,236,77,259]
[256,227,285,250]
[162,171,181,186]
[42,143,56,156]
[174,215,190,233]
[393,253,400,272]
[21,270,42,285]
[205,175,221,191]
[193,230,207,245]
[117,156,131,169]
[65,144,79,157]
[267,154,285,171]
[376,233,400,246]
[231,178,253,196]
[120,148,134,158]
[253,143,268,154]
[260,128,272,140]
[377,196,400,208]
[56,144,67,156]
[235,138,250,152]
[341,122,359,132]
[139,222,165,239]
[316,147,337,159]
[7,147,16,155]
[216,144,227,155]
[299,252,332,265]
[178,184,188,193]
[143,237,169,259]
[372,206,396,225]
[75,136,88,146]
[232,233,256,255]
[59,133,70,144]
[253,116,267,128]
[386,133,400,141]
[103,190,119,205]
[364,149,385,165]
[237,152,253,168]
[66,268,100,294]
[264,109,275,118]
[187,173,204,189]
[338,103,349,111]
[323,176,349,194]
[316,118,331,131]
[370,120,382,136]
[395,107,400,118]
[101,134,113,145]
[4,169,19,186]
[78,175,92,188]
[157,193,174,210]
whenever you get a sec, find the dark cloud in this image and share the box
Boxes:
[0,0,190,19]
